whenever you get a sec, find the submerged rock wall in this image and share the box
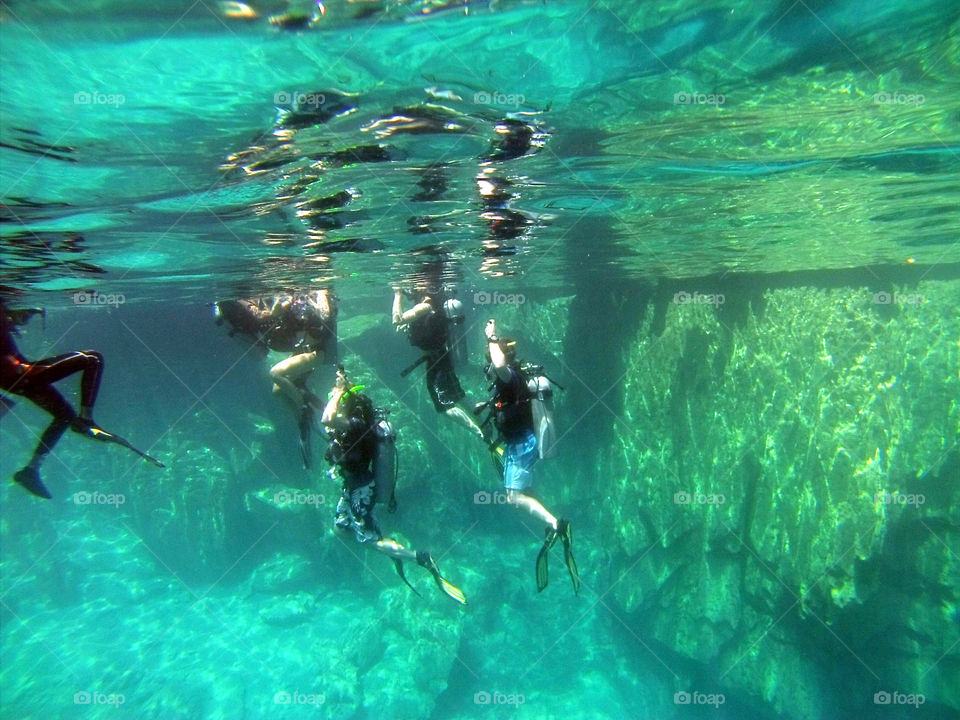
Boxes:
[566,278,959,718]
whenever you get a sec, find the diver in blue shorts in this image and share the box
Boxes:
[481,319,579,594]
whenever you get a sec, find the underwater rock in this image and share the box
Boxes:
[258,590,316,627]
[249,551,316,595]
[561,278,960,719]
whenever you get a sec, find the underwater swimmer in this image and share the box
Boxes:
[322,368,467,604]
[1,301,163,499]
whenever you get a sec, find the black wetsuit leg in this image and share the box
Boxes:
[424,350,465,412]
[8,351,104,412]
[4,351,104,462]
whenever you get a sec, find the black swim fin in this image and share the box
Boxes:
[556,519,581,595]
[298,404,313,469]
[392,558,422,597]
[73,420,165,468]
[536,540,551,592]
[13,467,52,500]
[417,551,467,604]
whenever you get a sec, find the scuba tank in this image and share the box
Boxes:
[372,411,398,511]
[524,366,557,459]
[442,297,468,369]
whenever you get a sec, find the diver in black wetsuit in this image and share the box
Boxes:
[392,288,484,440]
[0,301,163,499]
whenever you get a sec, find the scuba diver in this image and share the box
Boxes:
[478,318,579,594]
[215,289,337,469]
[322,367,467,604]
[392,288,485,440]
[0,301,163,499]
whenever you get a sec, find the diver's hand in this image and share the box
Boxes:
[485,318,497,341]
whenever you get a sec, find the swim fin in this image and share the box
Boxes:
[556,519,581,595]
[298,403,313,469]
[392,558,422,597]
[536,539,551,592]
[536,520,580,594]
[72,419,165,468]
[13,467,52,500]
[417,551,467,605]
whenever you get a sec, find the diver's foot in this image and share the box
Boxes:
[416,550,467,605]
[13,467,52,499]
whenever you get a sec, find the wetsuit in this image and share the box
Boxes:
[1,309,103,461]
[407,306,465,412]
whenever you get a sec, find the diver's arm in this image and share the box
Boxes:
[399,300,432,324]
[485,319,512,382]
[392,290,404,325]
[312,288,332,318]
[321,368,351,424]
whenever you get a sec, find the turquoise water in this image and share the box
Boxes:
[2,1,959,718]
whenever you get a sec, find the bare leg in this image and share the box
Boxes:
[444,405,485,439]
[507,488,558,529]
[270,351,320,407]
[374,537,417,562]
